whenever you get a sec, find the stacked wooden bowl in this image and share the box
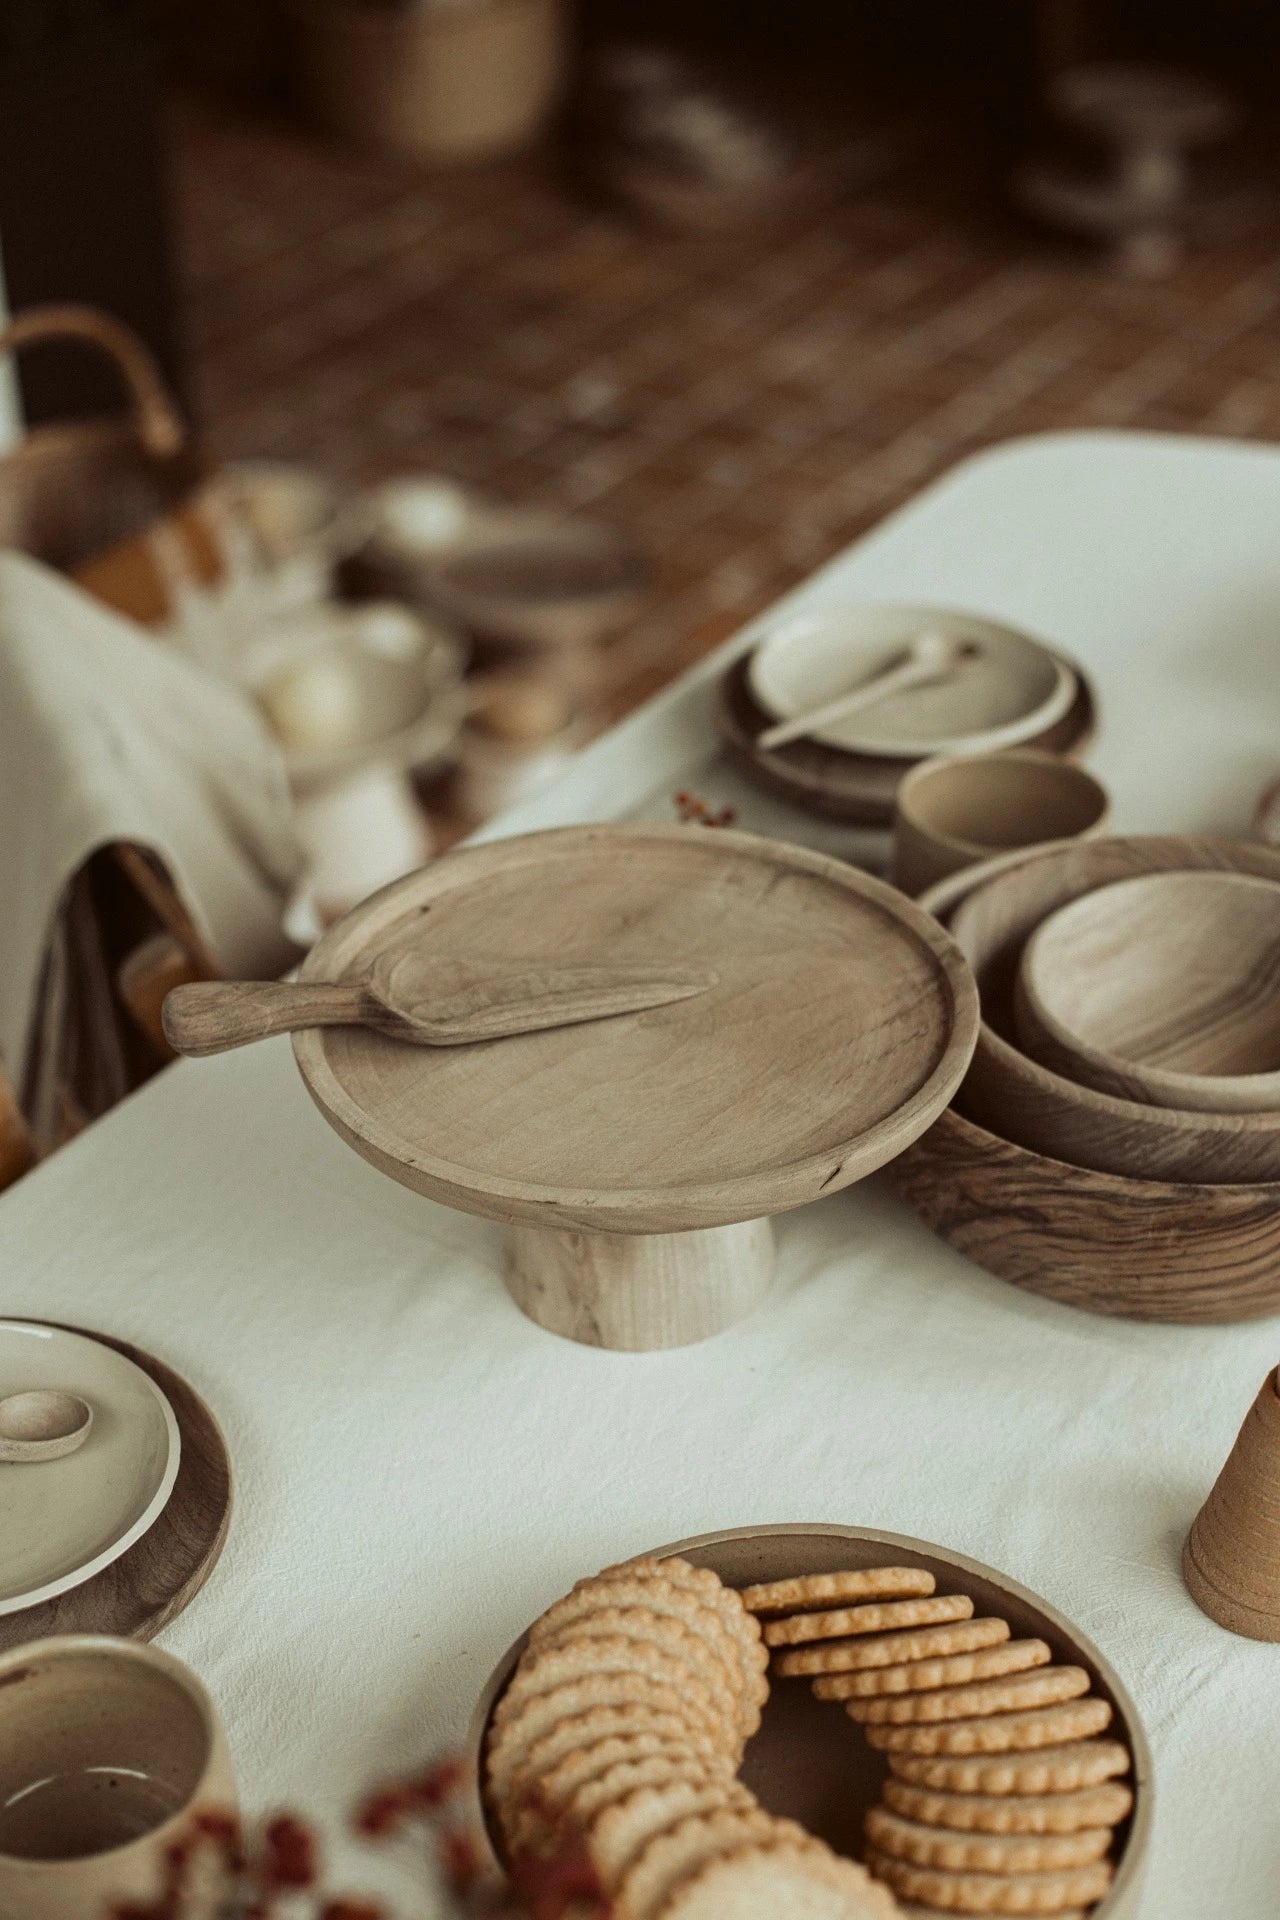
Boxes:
[887,836,1280,1323]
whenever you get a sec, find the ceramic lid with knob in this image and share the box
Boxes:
[292,824,980,1235]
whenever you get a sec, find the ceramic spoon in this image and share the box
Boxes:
[163,955,719,1057]
[0,1390,93,1463]
[757,630,980,751]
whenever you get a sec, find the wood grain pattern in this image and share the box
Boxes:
[944,837,1280,1184]
[714,651,1096,828]
[504,1218,774,1349]
[887,1104,1280,1323]
[294,824,979,1235]
[467,1523,1152,1920]
[1015,872,1280,1111]
[0,1327,232,1651]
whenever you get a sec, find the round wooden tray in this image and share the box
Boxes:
[0,1326,232,1652]
[295,824,979,1349]
[714,649,1097,825]
[469,1522,1152,1920]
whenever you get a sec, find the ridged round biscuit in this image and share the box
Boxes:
[535,1733,733,1813]
[815,1641,1050,1701]
[534,1579,769,1707]
[864,1847,1114,1914]
[590,1778,754,1890]
[777,1619,1011,1678]
[864,1806,1113,1873]
[539,1606,756,1736]
[495,1638,737,1749]
[766,1596,975,1648]
[594,1560,767,1671]
[658,1842,898,1918]
[568,1754,722,1831]
[897,1910,1088,1920]
[847,1666,1090,1727]
[617,1808,798,1920]
[888,1738,1131,1797]
[883,1776,1134,1836]
[486,1677,724,1800]
[741,1568,937,1615]
[504,1708,721,1804]
[866,1697,1113,1757]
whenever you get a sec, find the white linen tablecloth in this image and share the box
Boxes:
[3,433,1280,1916]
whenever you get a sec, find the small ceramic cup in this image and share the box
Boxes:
[892,749,1110,897]
[0,1635,236,1920]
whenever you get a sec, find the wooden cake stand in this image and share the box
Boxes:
[294,825,978,1350]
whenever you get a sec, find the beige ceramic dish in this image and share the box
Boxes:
[748,605,1076,758]
[425,508,650,651]
[933,837,1280,1185]
[0,1323,181,1617]
[469,1523,1151,1919]
[1015,870,1280,1112]
[892,749,1110,896]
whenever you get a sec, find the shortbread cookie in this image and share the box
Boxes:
[848,1667,1090,1727]
[866,1698,1113,1757]
[864,1848,1114,1914]
[486,1677,723,1800]
[659,1843,898,1919]
[778,1619,1011,1678]
[538,1608,750,1733]
[766,1596,975,1648]
[815,1641,1049,1701]
[503,1707,723,1805]
[888,1739,1130,1797]
[590,1779,754,1889]
[534,1579,769,1709]
[596,1560,767,1672]
[883,1776,1134,1836]
[524,1730,732,1815]
[616,1806,783,1920]
[742,1568,936,1614]
[864,1806,1113,1873]
[495,1639,736,1749]
[508,1749,719,1862]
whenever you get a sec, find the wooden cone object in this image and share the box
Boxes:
[1183,1366,1280,1639]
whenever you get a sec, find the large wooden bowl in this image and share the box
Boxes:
[469,1523,1152,1919]
[942,837,1280,1185]
[887,1103,1280,1322]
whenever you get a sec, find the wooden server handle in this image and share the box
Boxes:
[162,981,365,1056]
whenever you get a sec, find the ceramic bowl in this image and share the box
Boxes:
[469,1523,1151,1918]
[892,749,1110,896]
[923,838,1280,1185]
[747,604,1076,759]
[1015,871,1280,1112]
[425,509,651,651]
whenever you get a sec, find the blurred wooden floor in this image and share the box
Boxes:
[175,96,1280,716]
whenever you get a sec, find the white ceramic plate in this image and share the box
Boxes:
[748,603,1076,758]
[0,1323,181,1615]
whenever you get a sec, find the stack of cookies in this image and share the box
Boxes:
[745,1567,1134,1918]
[485,1556,898,1918]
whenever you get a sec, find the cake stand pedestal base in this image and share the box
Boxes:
[504,1217,775,1351]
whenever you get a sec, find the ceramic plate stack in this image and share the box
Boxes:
[888,835,1280,1323]
[715,605,1096,826]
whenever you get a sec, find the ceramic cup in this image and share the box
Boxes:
[0,1635,236,1920]
[892,748,1111,897]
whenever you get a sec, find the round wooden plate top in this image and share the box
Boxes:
[295,825,979,1233]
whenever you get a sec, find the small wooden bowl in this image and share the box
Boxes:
[937,837,1280,1185]
[426,510,650,651]
[469,1522,1152,1918]
[892,749,1110,897]
[888,1103,1280,1322]
[1016,871,1280,1112]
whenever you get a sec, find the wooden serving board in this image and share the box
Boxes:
[469,1523,1151,1920]
[294,824,978,1236]
[714,651,1097,826]
[0,1327,231,1651]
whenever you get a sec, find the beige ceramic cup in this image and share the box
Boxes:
[0,1635,236,1920]
[892,749,1111,897]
